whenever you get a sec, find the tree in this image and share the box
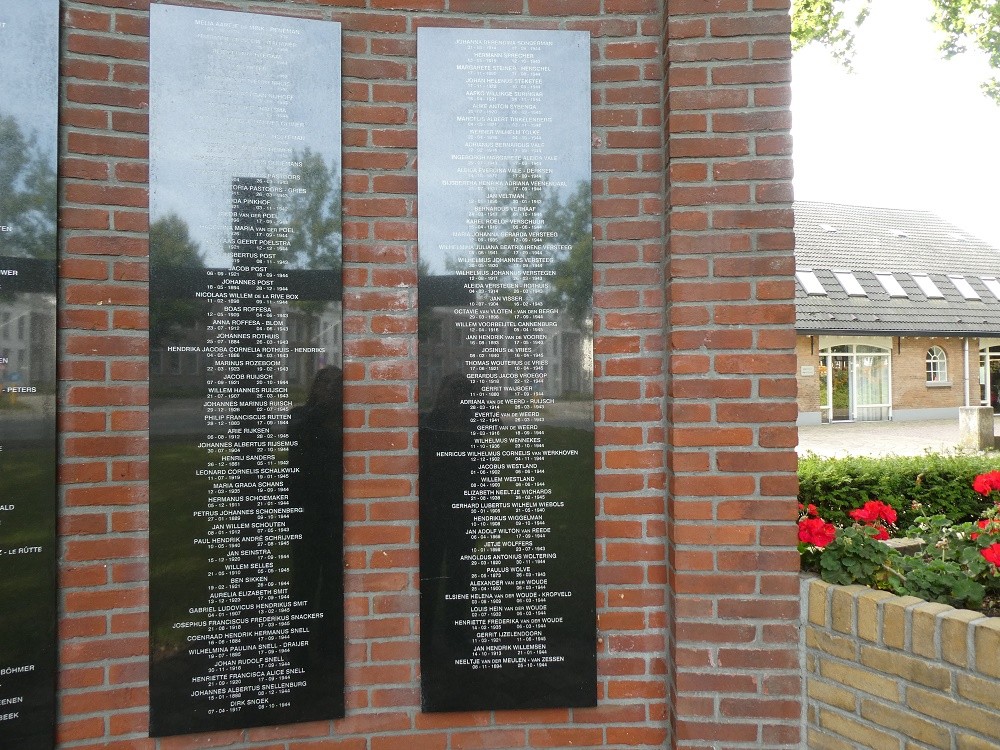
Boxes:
[792,0,1000,102]
[149,213,205,347]
[543,180,593,331]
[283,148,342,271]
[0,112,57,259]
[460,159,549,276]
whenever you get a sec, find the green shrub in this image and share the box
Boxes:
[798,453,999,528]
[800,470,1000,614]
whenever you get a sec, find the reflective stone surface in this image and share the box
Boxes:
[149,5,344,736]
[417,28,596,712]
[0,1,59,747]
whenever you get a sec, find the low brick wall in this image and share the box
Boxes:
[803,577,1000,749]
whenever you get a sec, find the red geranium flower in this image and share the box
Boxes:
[972,470,1000,497]
[981,543,1000,567]
[849,500,897,526]
[799,516,836,548]
[971,518,1000,541]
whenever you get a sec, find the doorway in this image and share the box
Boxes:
[819,344,892,423]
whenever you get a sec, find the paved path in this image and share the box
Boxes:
[797,416,1000,458]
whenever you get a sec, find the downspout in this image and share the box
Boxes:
[964,337,971,407]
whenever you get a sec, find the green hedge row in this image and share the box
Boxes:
[798,453,1000,529]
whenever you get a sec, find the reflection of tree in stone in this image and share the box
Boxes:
[282,148,342,271]
[543,180,592,330]
[451,159,547,281]
[416,257,437,345]
[149,213,206,348]
[452,159,592,327]
[0,112,56,260]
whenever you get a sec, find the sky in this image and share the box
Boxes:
[0,0,60,158]
[417,28,592,274]
[791,0,1000,248]
[149,4,340,265]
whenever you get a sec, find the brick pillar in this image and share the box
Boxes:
[59,1,151,744]
[664,0,802,746]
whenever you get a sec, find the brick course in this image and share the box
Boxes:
[54,0,797,747]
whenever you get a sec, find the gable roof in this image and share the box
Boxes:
[794,201,1000,337]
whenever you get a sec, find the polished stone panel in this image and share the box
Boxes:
[149,5,344,736]
[0,2,59,747]
[417,27,596,712]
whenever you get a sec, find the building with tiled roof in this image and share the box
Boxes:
[794,201,1000,424]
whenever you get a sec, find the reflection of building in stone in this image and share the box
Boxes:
[419,303,592,402]
[543,313,593,399]
[150,299,342,393]
[0,294,57,388]
[288,304,342,384]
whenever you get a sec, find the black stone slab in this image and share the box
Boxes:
[149,5,344,736]
[417,27,596,713]
[0,2,59,747]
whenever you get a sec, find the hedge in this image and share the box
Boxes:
[798,452,1000,529]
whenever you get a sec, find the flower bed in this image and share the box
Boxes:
[800,471,1000,617]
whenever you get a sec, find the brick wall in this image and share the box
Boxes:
[804,578,1000,749]
[893,336,975,412]
[794,335,819,416]
[54,0,799,748]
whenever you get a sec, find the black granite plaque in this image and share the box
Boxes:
[0,2,59,748]
[149,5,344,736]
[417,28,596,712]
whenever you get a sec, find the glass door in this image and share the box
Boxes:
[819,344,891,423]
[855,347,891,421]
[830,354,851,422]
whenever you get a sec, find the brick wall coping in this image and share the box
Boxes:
[802,575,1000,749]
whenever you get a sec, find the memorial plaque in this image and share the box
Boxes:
[149,6,344,735]
[0,1,60,747]
[417,28,596,712]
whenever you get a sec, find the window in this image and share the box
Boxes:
[949,275,980,300]
[911,273,944,299]
[874,272,907,298]
[981,277,1000,302]
[833,270,866,296]
[795,270,826,295]
[926,346,948,383]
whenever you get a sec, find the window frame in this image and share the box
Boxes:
[925,345,949,384]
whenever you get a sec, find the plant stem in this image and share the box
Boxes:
[883,563,906,581]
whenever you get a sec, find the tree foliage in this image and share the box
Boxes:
[791,0,872,67]
[792,0,1000,102]
[149,213,205,347]
[931,0,1000,100]
[0,112,57,259]
[543,180,593,330]
[283,148,342,271]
